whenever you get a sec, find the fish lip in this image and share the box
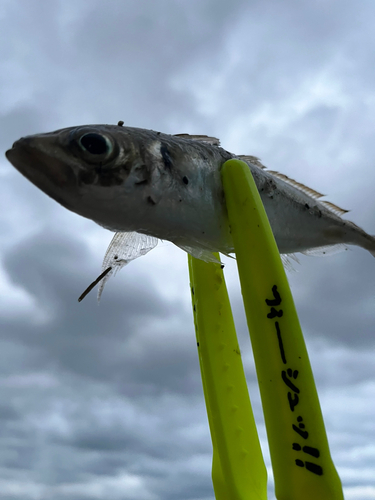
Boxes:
[6,137,79,209]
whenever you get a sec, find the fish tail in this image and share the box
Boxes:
[350,223,375,258]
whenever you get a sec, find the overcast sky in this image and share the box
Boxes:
[1,1,375,499]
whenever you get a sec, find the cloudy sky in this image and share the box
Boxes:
[1,1,375,499]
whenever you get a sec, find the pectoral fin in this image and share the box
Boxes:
[78,231,158,302]
[97,231,158,300]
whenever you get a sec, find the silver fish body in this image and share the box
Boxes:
[5,124,375,259]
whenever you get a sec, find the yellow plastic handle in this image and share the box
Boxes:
[188,254,267,500]
[221,159,343,500]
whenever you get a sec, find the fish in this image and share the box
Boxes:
[6,122,375,299]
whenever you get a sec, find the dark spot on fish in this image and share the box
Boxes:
[265,179,277,197]
[157,131,161,135]
[191,287,194,295]
[117,121,124,126]
[160,144,173,169]
[221,264,225,269]
[193,305,196,311]
[179,199,182,202]
[114,255,118,260]
[197,342,199,347]
[183,176,189,185]
[147,196,156,205]
[305,203,310,209]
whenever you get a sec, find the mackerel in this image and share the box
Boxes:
[6,123,375,296]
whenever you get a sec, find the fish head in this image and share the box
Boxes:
[5,125,150,230]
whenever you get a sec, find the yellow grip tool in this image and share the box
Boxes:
[221,159,343,500]
[188,255,267,500]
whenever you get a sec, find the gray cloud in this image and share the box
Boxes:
[1,0,375,499]
[2,229,201,396]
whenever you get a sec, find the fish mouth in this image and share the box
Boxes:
[6,137,79,209]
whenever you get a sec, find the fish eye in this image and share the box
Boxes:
[79,133,112,155]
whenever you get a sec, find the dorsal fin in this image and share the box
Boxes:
[266,170,325,200]
[239,157,350,217]
[237,155,266,169]
[174,134,220,146]
[266,170,350,215]
[319,201,349,216]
